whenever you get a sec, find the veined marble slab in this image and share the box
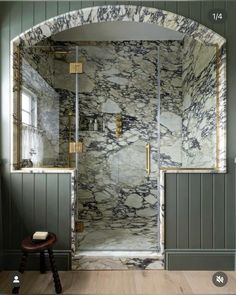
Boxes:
[73,252,163,270]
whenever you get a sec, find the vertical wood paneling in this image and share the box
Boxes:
[200,1,214,30]
[131,2,143,8]
[213,174,225,248]
[34,174,47,230]
[165,2,178,14]
[46,174,59,240]
[165,174,177,248]
[189,174,201,248]
[58,1,70,14]
[22,2,34,32]
[97,1,108,7]
[225,170,235,250]
[177,174,189,248]
[69,1,82,11]
[34,2,46,25]
[212,1,226,36]
[201,175,213,248]
[142,2,154,8]
[177,2,189,18]
[10,173,23,249]
[9,2,22,39]
[189,2,201,23]
[153,2,166,10]
[46,2,58,19]
[58,175,71,249]
[81,1,94,9]
[0,179,2,269]
[22,174,34,236]
[166,172,231,251]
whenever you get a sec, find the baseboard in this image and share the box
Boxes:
[3,250,71,271]
[165,249,235,270]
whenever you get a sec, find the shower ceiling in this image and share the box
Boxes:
[52,21,185,41]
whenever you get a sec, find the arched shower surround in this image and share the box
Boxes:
[11,5,226,269]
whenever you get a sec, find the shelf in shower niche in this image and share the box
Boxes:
[79,130,105,134]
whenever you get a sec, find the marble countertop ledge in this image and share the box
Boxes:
[161,168,226,173]
[11,167,76,174]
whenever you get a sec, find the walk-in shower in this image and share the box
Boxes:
[18,40,163,267]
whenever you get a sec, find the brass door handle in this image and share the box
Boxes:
[146,143,151,175]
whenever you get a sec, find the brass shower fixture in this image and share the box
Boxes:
[69,142,84,153]
[69,62,83,74]
[116,114,122,137]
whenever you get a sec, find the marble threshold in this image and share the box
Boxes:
[72,250,163,270]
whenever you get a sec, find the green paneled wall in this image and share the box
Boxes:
[0,1,235,270]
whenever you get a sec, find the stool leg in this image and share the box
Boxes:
[12,252,28,294]
[40,251,46,274]
[48,249,62,294]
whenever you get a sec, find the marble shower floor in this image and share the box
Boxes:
[77,228,158,251]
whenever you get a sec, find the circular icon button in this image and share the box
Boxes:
[212,271,228,287]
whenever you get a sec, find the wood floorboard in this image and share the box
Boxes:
[0,270,236,294]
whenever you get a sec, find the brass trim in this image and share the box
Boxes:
[69,142,84,153]
[146,143,151,175]
[68,112,72,167]
[160,167,216,171]
[115,114,122,137]
[69,62,83,74]
[215,43,221,171]
[75,221,84,233]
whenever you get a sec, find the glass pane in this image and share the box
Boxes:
[22,92,30,112]
[21,111,30,125]
[76,42,160,253]
[20,45,76,168]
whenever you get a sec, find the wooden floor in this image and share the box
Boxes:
[1,270,236,294]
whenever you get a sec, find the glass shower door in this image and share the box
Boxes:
[76,42,160,253]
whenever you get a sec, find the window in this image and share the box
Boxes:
[21,88,37,127]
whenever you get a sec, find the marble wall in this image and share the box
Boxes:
[159,37,217,169]
[182,36,217,168]
[159,41,183,167]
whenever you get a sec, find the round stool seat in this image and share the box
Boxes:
[21,233,57,253]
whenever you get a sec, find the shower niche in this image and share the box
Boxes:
[11,5,226,270]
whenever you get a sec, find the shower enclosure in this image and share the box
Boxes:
[15,32,218,269]
[18,40,162,259]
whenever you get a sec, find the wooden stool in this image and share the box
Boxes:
[12,232,62,294]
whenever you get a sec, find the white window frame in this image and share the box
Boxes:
[21,87,37,128]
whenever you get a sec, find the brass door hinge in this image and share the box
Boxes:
[75,221,84,233]
[69,142,84,153]
[69,63,83,74]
